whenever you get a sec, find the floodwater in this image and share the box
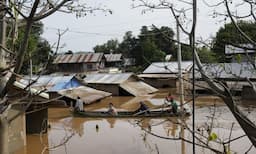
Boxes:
[15,91,256,154]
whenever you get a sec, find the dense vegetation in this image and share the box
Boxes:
[212,21,256,62]
[94,25,218,71]
[7,22,53,74]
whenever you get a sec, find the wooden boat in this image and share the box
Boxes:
[72,109,191,118]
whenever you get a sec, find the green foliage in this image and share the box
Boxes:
[197,46,217,63]
[118,31,137,58]
[93,25,176,69]
[235,54,242,63]
[7,22,53,74]
[134,38,166,67]
[212,21,256,62]
[94,39,119,54]
[208,132,218,141]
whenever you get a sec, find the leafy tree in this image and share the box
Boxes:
[32,39,53,73]
[151,26,175,55]
[197,46,217,63]
[94,39,119,54]
[134,0,256,149]
[134,38,165,67]
[118,31,137,58]
[212,21,256,62]
[7,22,53,74]
[0,1,111,153]
[93,25,174,68]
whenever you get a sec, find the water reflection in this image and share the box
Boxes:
[15,93,256,154]
[163,119,179,137]
[106,118,116,128]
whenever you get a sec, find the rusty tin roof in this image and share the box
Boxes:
[53,53,104,64]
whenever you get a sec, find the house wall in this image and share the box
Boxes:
[8,107,26,153]
[242,86,256,100]
[143,78,177,88]
[26,105,48,134]
[105,61,122,68]
[57,62,103,73]
[88,84,120,96]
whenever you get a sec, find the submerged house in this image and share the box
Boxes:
[19,75,81,97]
[193,63,256,100]
[225,44,256,62]
[53,52,105,73]
[18,75,111,104]
[139,61,193,88]
[123,58,135,67]
[105,54,123,68]
[58,86,111,105]
[83,73,158,96]
[8,81,50,138]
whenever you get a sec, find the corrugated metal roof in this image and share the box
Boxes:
[143,61,193,74]
[138,74,177,78]
[53,53,104,64]
[19,75,78,91]
[194,63,256,79]
[225,44,255,55]
[13,81,49,99]
[58,86,111,104]
[84,73,133,84]
[226,81,251,91]
[120,81,158,96]
[105,54,122,62]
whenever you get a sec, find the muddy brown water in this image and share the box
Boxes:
[15,92,256,154]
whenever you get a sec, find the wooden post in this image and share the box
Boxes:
[0,115,9,154]
[0,0,6,68]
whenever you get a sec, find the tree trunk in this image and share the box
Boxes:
[193,45,256,147]
[2,19,33,96]
[223,97,256,147]
[0,116,9,154]
[0,0,6,69]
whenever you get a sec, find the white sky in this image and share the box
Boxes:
[41,0,226,53]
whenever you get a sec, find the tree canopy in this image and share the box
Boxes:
[93,26,178,70]
[7,22,53,74]
[212,21,256,62]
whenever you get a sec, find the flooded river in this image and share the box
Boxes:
[15,92,256,154]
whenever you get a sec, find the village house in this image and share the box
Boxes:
[83,73,158,96]
[18,75,111,105]
[4,80,51,153]
[53,52,105,73]
[123,58,135,67]
[225,44,256,63]
[193,62,256,100]
[138,61,193,88]
[104,53,123,68]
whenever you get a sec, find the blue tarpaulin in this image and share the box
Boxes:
[48,77,81,92]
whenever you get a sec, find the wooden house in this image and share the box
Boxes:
[225,44,256,63]
[53,52,105,73]
[193,63,256,100]
[83,73,158,96]
[104,54,123,68]
[18,75,111,105]
[138,61,193,88]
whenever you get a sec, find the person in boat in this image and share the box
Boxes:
[107,102,118,115]
[134,101,150,114]
[74,96,84,112]
[170,97,178,114]
[165,93,173,103]
[164,93,173,108]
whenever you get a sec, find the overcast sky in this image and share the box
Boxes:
[41,0,226,53]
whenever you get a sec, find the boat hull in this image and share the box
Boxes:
[73,110,190,118]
